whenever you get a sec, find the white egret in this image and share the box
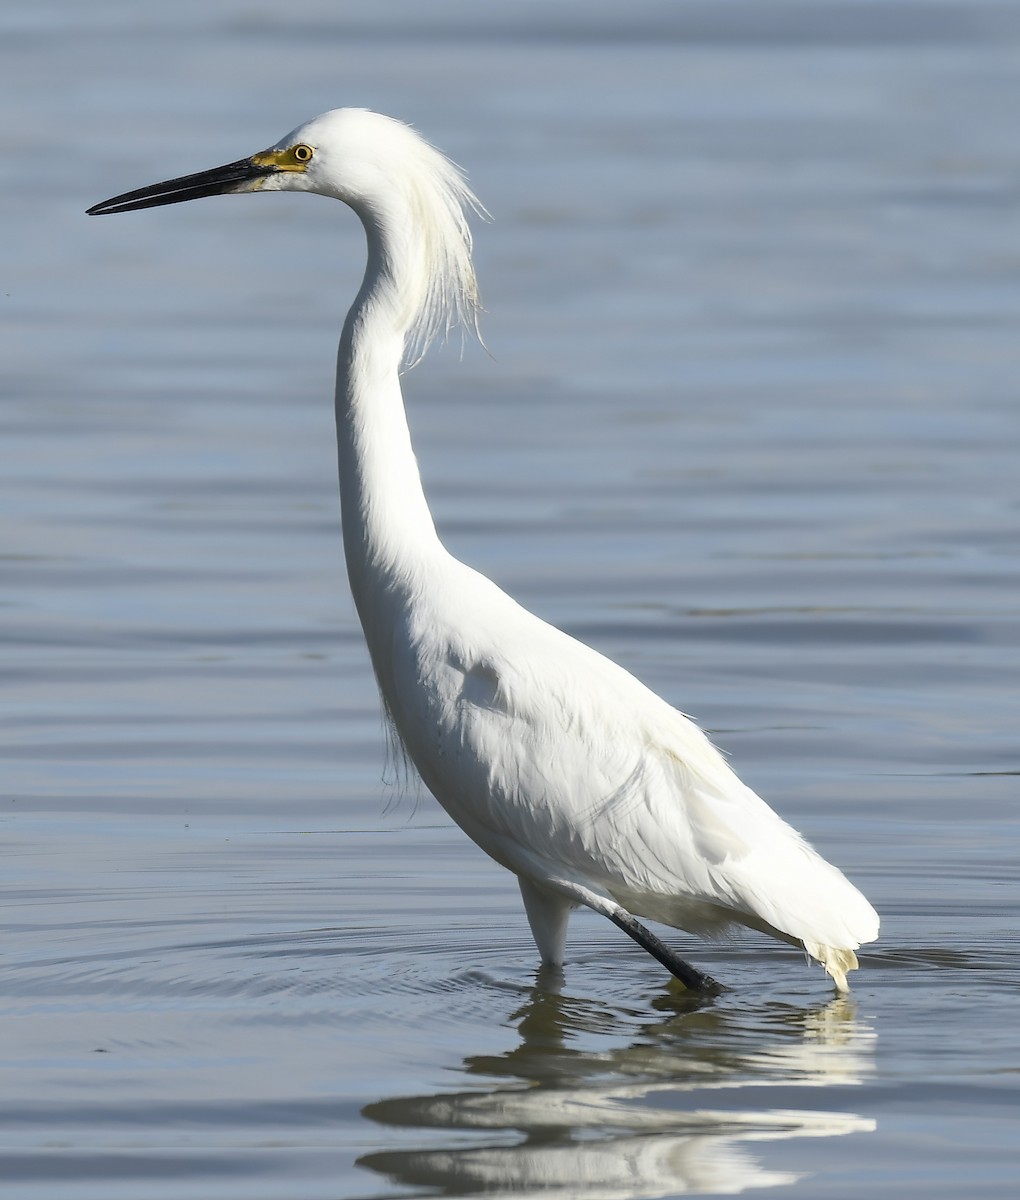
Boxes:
[88,109,879,992]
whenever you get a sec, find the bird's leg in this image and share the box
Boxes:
[519,877,573,966]
[608,910,724,994]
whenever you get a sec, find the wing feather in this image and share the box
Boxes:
[384,568,878,962]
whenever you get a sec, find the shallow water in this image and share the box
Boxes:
[3,1,1019,1196]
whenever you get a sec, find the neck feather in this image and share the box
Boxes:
[333,160,481,640]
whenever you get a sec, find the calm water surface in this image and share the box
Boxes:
[2,2,1019,1196]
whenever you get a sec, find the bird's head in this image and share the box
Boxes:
[86,108,432,216]
[87,108,485,360]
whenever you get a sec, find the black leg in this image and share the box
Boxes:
[608,911,724,994]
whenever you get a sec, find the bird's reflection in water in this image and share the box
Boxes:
[359,971,876,1197]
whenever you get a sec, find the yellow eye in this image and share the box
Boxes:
[292,143,314,164]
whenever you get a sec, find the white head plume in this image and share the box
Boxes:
[263,108,488,364]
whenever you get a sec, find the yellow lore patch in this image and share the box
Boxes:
[251,144,315,173]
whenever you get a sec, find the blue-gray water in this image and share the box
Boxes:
[3,2,1019,1196]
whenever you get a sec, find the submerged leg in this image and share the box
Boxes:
[518,876,573,966]
[520,875,723,993]
[607,910,724,995]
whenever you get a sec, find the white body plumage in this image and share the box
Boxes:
[88,108,880,991]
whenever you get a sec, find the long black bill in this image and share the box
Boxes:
[87,157,274,216]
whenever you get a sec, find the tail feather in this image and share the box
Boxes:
[805,942,860,993]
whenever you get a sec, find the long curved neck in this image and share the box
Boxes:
[334,206,445,645]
